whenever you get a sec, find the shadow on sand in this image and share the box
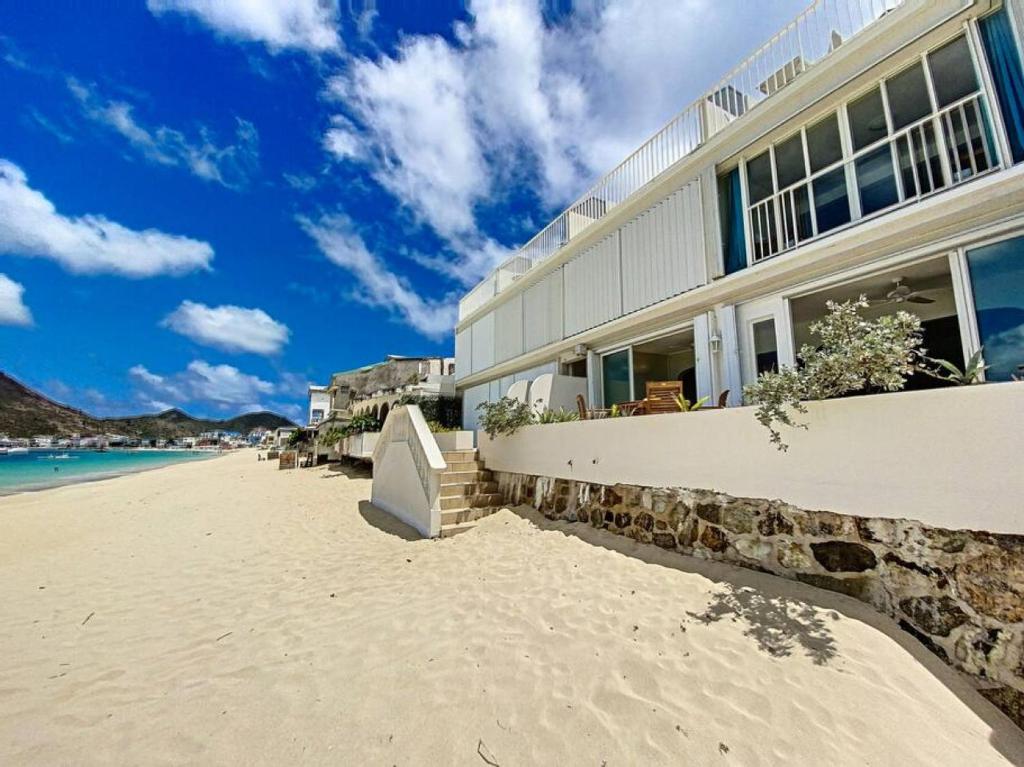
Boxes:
[357,500,421,541]
[321,461,372,480]
[508,504,1024,760]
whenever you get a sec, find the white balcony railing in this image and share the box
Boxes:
[458,0,909,322]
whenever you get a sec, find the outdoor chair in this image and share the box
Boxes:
[645,381,683,414]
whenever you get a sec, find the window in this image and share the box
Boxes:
[718,168,748,275]
[752,320,779,375]
[601,349,631,406]
[742,33,998,265]
[967,236,1024,381]
[855,144,900,215]
[928,36,980,107]
[806,113,843,172]
[887,62,933,130]
[746,151,774,203]
[980,7,1024,164]
[848,86,889,150]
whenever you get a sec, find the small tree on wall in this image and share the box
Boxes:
[744,296,925,450]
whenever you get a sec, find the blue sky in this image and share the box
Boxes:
[0,0,807,423]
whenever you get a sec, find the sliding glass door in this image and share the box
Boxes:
[966,236,1024,380]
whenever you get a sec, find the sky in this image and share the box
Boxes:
[0,0,808,424]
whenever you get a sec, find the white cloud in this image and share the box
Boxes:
[0,159,213,277]
[325,0,808,285]
[130,360,276,409]
[0,274,32,326]
[147,0,342,54]
[300,213,456,340]
[69,80,260,189]
[163,300,290,355]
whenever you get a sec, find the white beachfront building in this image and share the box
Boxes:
[454,0,1024,428]
[307,385,330,427]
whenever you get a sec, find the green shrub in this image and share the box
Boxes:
[744,296,924,450]
[343,412,381,436]
[477,397,535,438]
[536,407,579,424]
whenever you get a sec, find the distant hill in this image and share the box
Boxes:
[0,372,296,439]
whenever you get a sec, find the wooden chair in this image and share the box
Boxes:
[645,381,683,415]
[576,393,610,420]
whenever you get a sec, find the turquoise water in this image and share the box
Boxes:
[0,449,215,494]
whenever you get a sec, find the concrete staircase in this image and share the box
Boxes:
[438,450,504,538]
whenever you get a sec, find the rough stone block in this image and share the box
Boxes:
[811,541,878,573]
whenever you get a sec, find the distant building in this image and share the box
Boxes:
[308,385,330,427]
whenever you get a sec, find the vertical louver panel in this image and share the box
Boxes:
[454,327,472,381]
[563,233,622,336]
[493,294,524,363]
[470,311,495,374]
[523,269,564,351]
[621,182,706,314]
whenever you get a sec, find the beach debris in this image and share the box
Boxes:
[476,739,500,766]
[215,631,233,642]
[719,742,730,755]
[330,593,336,598]
[81,611,95,626]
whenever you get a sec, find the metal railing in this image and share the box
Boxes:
[457,0,909,322]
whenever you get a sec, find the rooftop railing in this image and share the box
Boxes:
[457,0,907,322]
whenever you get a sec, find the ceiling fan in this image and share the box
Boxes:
[867,278,936,305]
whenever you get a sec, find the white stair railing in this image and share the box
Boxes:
[370,405,447,538]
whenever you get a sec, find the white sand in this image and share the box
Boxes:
[1,451,1022,766]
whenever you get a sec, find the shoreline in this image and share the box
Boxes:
[0,449,223,497]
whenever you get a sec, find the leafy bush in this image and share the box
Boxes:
[923,348,989,385]
[397,394,462,429]
[343,412,381,436]
[477,397,535,438]
[536,407,579,424]
[744,297,924,450]
[674,394,710,412]
[318,426,344,446]
[426,420,458,433]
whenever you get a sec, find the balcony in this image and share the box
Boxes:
[458,0,908,323]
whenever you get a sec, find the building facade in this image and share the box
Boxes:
[454,0,1024,429]
[307,385,330,427]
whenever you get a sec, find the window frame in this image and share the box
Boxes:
[741,25,1003,267]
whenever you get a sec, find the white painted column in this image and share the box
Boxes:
[693,312,714,401]
[716,304,743,406]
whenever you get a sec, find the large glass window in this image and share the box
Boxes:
[855,144,900,215]
[774,132,806,189]
[746,151,774,203]
[886,62,933,129]
[967,236,1024,381]
[601,349,631,406]
[848,85,889,150]
[812,167,851,233]
[929,35,980,107]
[806,113,843,172]
[752,320,780,375]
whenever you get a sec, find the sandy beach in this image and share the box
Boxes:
[1,451,1022,766]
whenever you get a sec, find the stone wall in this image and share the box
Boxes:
[493,472,1024,729]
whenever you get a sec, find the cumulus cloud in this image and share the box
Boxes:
[163,300,290,355]
[69,79,260,189]
[0,273,32,326]
[147,0,342,54]
[130,360,276,410]
[300,213,456,340]
[0,159,213,276]
[325,0,807,285]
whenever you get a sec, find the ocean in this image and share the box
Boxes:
[0,449,216,494]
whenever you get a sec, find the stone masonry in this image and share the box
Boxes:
[493,471,1024,729]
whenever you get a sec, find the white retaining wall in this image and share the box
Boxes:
[479,383,1024,534]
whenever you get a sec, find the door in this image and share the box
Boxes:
[735,296,794,386]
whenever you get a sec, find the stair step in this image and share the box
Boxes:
[442,450,477,463]
[439,493,504,511]
[444,459,483,473]
[439,481,499,498]
[441,506,501,526]
[440,521,478,538]
[442,470,492,484]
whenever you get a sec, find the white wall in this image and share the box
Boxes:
[479,383,1024,534]
[370,442,436,537]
